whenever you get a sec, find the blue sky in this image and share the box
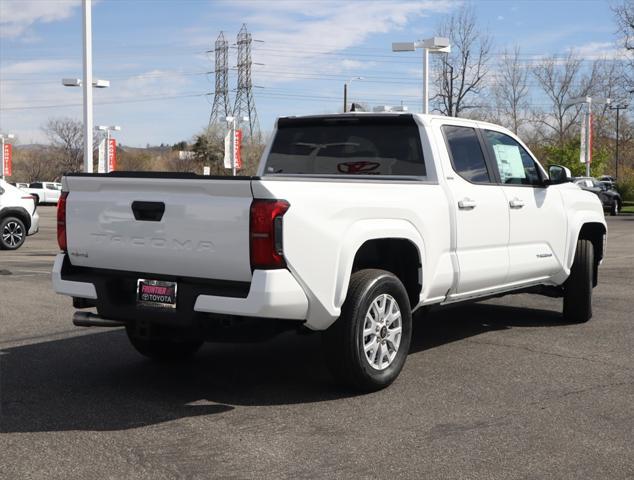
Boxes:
[0,0,622,146]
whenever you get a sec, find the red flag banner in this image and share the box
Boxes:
[108,138,116,172]
[3,143,12,177]
[234,129,242,170]
[588,112,593,164]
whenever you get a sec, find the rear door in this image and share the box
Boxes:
[480,128,566,283]
[436,122,510,295]
[64,175,254,282]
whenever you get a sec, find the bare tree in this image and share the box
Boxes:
[613,1,634,51]
[587,58,628,139]
[43,117,83,173]
[493,46,530,134]
[12,147,59,182]
[432,5,492,117]
[532,51,593,146]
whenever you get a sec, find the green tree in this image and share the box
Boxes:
[541,139,609,177]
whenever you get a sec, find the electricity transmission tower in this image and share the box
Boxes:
[208,31,232,128]
[233,24,260,141]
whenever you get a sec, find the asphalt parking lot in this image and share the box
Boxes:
[1,207,632,479]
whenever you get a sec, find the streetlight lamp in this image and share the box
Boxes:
[61,75,110,174]
[96,125,121,173]
[222,116,248,176]
[609,104,628,181]
[1,133,15,181]
[392,37,451,114]
[566,96,611,177]
[343,76,363,113]
[62,78,110,88]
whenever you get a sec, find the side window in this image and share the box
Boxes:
[442,125,491,183]
[483,130,543,186]
[30,182,42,189]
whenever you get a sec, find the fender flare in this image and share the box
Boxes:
[333,218,425,309]
[565,211,606,270]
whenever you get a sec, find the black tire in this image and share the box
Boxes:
[0,216,26,250]
[125,326,203,361]
[610,200,620,216]
[563,239,594,323]
[322,269,412,392]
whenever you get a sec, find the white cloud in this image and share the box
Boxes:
[573,41,625,60]
[0,0,81,38]
[188,1,455,85]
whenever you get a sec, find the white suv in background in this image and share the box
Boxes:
[0,180,39,250]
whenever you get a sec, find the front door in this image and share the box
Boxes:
[481,129,567,284]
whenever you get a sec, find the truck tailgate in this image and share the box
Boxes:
[64,175,254,282]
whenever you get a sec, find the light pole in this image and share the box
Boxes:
[609,104,628,180]
[343,76,363,113]
[60,0,112,173]
[566,96,611,177]
[392,37,451,114]
[96,125,121,173]
[1,133,15,181]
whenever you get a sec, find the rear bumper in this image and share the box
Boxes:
[194,269,308,319]
[51,254,308,321]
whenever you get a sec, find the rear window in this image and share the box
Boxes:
[264,116,425,177]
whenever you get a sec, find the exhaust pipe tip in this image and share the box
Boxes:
[73,311,125,328]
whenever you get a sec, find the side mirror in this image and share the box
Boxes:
[547,165,572,185]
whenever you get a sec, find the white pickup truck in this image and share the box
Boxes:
[53,113,607,391]
[24,181,62,205]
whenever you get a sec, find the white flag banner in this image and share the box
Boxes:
[97,139,106,173]
[224,130,232,169]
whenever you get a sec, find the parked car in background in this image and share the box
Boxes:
[574,177,622,215]
[24,181,62,205]
[0,179,39,250]
[597,175,617,190]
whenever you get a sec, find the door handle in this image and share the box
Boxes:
[131,201,165,221]
[458,198,477,210]
[509,198,525,209]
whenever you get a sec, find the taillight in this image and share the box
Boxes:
[57,191,69,252]
[250,199,290,269]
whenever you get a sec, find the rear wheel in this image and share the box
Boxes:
[563,239,594,323]
[126,325,203,361]
[0,216,26,250]
[322,269,412,392]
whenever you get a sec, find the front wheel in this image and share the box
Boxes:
[322,269,412,392]
[610,200,620,216]
[563,239,594,323]
[0,216,26,250]
[126,326,203,361]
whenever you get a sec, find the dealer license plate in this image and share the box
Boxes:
[137,279,177,309]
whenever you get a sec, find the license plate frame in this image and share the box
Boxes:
[136,279,177,309]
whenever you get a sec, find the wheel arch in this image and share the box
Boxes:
[0,207,31,233]
[334,219,425,312]
[576,222,606,287]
